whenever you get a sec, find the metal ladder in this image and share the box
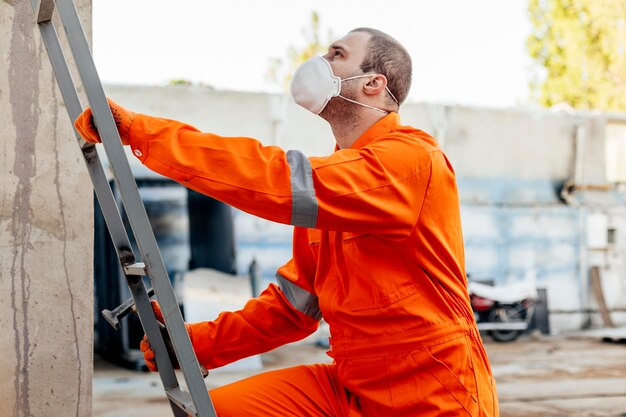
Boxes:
[29,1,217,415]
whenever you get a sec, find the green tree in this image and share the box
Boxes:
[527,0,626,111]
[266,11,335,91]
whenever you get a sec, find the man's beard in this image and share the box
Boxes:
[319,85,360,128]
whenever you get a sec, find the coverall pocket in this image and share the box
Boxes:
[408,335,480,415]
[339,233,419,311]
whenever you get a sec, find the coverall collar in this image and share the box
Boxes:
[349,112,400,150]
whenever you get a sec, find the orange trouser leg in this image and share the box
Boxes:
[209,364,351,417]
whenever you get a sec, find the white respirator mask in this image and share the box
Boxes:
[290,56,398,115]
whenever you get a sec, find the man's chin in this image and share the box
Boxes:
[319,99,351,123]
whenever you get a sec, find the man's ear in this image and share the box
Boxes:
[363,74,388,97]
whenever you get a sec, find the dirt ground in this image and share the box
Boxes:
[93,331,626,417]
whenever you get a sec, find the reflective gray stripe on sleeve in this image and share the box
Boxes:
[275,273,322,320]
[286,150,318,228]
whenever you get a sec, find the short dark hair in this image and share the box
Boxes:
[350,28,412,106]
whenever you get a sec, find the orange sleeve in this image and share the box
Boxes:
[128,115,432,238]
[188,281,319,370]
[129,115,293,224]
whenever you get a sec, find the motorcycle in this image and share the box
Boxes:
[468,274,538,342]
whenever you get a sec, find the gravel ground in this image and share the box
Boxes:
[94,331,626,417]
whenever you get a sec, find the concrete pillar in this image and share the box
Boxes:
[0,1,93,416]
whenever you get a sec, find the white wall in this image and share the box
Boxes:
[105,84,626,333]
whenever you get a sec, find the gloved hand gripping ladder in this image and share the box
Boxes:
[29,1,217,416]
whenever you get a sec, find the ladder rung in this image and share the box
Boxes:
[124,262,147,276]
[34,0,55,23]
[166,387,197,415]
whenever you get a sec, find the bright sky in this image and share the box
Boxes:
[93,0,534,108]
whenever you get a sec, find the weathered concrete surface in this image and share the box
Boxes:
[0,1,93,416]
[93,334,626,417]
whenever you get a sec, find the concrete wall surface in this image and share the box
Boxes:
[0,1,93,416]
[104,84,626,333]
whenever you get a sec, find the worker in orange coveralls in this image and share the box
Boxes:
[76,28,498,416]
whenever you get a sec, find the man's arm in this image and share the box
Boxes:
[76,103,325,369]
[188,277,320,370]
[125,114,431,239]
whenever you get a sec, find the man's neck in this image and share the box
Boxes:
[331,111,386,149]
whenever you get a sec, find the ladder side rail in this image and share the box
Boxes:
[32,6,133,259]
[52,1,216,415]
[29,1,195,412]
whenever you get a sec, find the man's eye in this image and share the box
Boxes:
[334,50,342,57]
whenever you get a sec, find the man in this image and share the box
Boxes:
[76,28,498,416]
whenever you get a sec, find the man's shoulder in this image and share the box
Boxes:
[370,126,440,159]
[358,129,439,178]
[394,126,440,151]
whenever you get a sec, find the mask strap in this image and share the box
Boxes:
[342,74,371,82]
[385,87,399,104]
[338,95,388,114]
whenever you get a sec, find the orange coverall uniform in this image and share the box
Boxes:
[126,111,498,416]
